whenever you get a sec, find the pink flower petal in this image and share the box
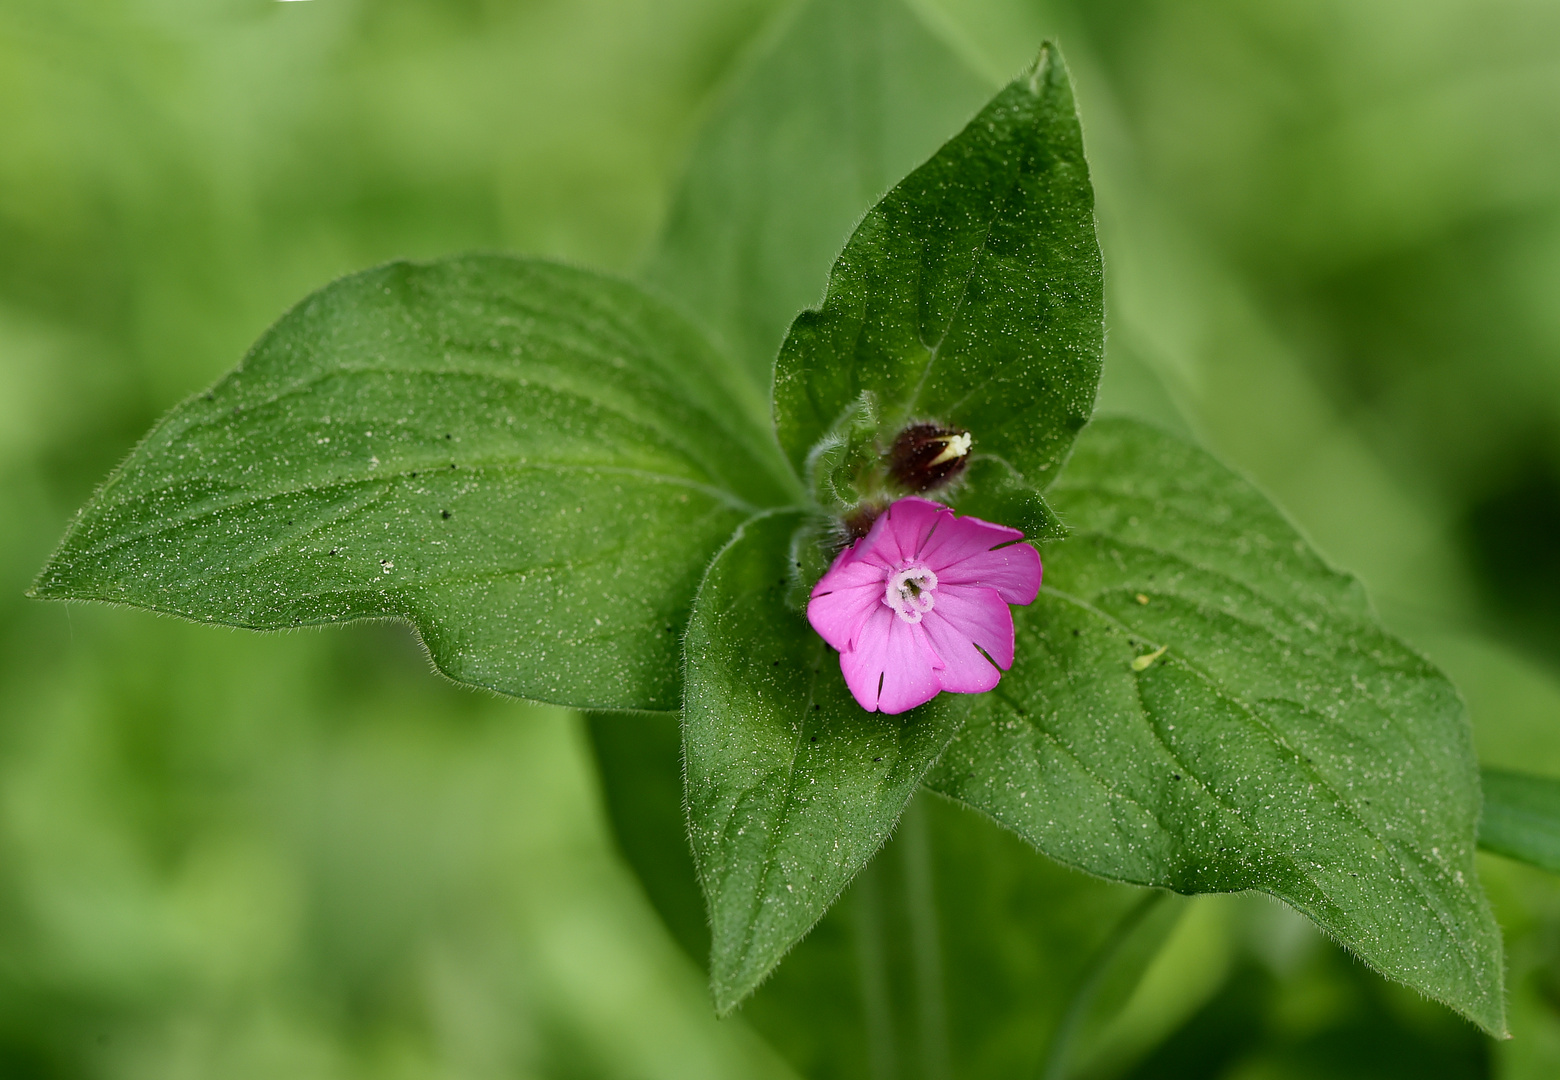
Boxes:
[932,536,1042,606]
[919,609,1004,694]
[807,578,882,653]
[807,495,1041,715]
[885,495,946,546]
[810,536,890,651]
[843,521,895,571]
[848,496,942,564]
[927,583,1016,671]
[919,510,1023,567]
[839,605,943,714]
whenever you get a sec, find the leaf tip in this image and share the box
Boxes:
[709,963,762,1019]
[26,564,73,602]
[1467,995,1509,1040]
[711,988,743,1019]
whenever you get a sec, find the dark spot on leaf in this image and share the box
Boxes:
[441,510,451,520]
[444,433,452,439]
[813,704,820,711]
[1173,774,1182,781]
[873,757,883,763]
[810,735,817,743]
[772,660,780,666]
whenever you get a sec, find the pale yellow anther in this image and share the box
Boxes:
[927,431,972,466]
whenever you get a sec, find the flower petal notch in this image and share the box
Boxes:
[809,497,1042,713]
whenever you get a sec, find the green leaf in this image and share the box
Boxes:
[738,793,1179,1080]
[681,510,961,1011]
[32,255,799,711]
[929,417,1507,1034]
[644,0,993,398]
[771,42,1103,509]
[1479,768,1560,874]
[587,712,1183,1078]
[954,455,1068,542]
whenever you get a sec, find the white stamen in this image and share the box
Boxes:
[884,564,938,623]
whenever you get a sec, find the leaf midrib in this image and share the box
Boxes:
[719,631,828,997]
[1038,585,1486,985]
[165,360,790,502]
[1055,528,1452,780]
[994,590,1338,901]
[904,212,999,423]
[53,520,713,633]
[57,462,759,570]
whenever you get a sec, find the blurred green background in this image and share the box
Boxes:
[4,0,1560,1076]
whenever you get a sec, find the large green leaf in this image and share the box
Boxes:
[1479,768,1560,874]
[929,418,1506,1034]
[644,0,992,396]
[587,713,1182,1079]
[31,256,798,711]
[681,510,961,1011]
[771,42,1103,508]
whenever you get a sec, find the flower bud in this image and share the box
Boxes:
[888,423,972,492]
[841,502,883,541]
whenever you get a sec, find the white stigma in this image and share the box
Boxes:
[884,564,938,623]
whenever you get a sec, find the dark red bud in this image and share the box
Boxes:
[888,423,972,492]
[842,503,882,541]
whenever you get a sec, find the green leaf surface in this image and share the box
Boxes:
[929,418,1506,1034]
[738,793,1177,1080]
[1479,768,1560,874]
[587,713,1181,1079]
[32,255,798,711]
[771,42,1103,506]
[644,0,992,397]
[681,511,961,1011]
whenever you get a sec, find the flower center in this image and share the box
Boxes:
[884,564,938,624]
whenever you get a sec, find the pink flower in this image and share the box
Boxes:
[807,497,1042,715]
